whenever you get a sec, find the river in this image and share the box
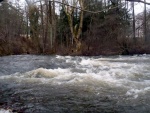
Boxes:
[0,55,150,113]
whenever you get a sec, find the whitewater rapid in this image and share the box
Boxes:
[0,55,150,113]
[0,109,12,113]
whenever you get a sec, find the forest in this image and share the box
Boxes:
[0,0,150,56]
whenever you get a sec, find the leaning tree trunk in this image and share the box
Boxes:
[62,0,84,52]
[75,6,84,51]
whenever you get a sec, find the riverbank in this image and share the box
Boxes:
[1,45,150,57]
[1,36,150,56]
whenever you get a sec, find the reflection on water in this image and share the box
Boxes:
[0,55,150,113]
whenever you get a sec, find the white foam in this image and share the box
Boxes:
[0,55,150,98]
[0,109,12,113]
[65,56,72,59]
[126,89,141,98]
[126,87,150,99]
[56,55,72,59]
[20,68,70,78]
[56,55,64,59]
[80,59,92,66]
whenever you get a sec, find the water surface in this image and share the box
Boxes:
[0,55,150,113]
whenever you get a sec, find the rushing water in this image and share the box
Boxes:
[0,55,150,113]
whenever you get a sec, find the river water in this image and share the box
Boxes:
[0,55,150,113]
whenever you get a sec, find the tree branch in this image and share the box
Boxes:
[31,0,122,14]
[126,0,150,5]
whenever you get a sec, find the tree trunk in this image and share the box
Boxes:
[40,1,45,53]
[144,0,147,43]
[49,1,53,49]
[62,0,84,52]
[52,0,56,50]
[132,2,136,43]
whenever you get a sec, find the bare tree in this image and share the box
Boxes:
[62,0,84,52]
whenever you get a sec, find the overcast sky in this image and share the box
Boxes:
[10,0,150,15]
[134,2,146,14]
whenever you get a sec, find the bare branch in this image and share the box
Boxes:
[126,0,150,5]
[53,0,121,14]
[29,0,122,14]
